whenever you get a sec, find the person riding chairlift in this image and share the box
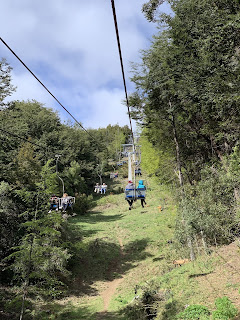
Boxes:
[137,180,146,208]
[125,180,134,210]
[49,195,59,213]
[94,183,100,193]
[62,193,70,212]
[101,183,107,194]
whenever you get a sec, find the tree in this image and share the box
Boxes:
[130,0,240,251]
[131,0,240,184]
[0,58,16,106]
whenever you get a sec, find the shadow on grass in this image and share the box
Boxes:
[189,271,213,278]
[78,212,124,224]
[95,310,126,320]
[69,238,152,296]
[69,212,124,238]
[160,300,182,320]
[153,256,164,262]
[36,302,112,320]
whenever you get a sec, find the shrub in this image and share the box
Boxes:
[212,297,238,320]
[74,194,92,214]
[176,304,210,320]
[5,295,33,318]
[123,282,170,320]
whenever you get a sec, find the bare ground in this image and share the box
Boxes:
[197,241,240,309]
[96,237,124,320]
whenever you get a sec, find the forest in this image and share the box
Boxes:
[130,0,240,251]
[1,0,240,319]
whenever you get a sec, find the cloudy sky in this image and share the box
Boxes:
[1,0,170,130]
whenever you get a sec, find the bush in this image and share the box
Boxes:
[212,297,238,320]
[5,295,33,318]
[123,282,170,320]
[176,305,210,320]
[74,194,92,214]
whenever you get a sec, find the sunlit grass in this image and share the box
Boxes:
[35,174,239,319]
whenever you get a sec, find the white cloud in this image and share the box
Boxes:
[83,88,130,129]
[0,0,170,129]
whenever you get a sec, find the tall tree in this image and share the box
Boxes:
[0,58,16,106]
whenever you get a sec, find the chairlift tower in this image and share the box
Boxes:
[55,154,65,195]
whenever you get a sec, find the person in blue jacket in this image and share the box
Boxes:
[137,180,146,208]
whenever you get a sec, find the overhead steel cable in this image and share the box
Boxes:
[0,37,95,140]
[110,0,134,144]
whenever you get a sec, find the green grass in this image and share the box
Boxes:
[38,174,178,318]
[32,175,240,319]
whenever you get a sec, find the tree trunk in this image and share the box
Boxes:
[169,103,195,260]
[234,188,240,202]
[187,237,195,261]
[200,230,208,254]
[170,108,184,189]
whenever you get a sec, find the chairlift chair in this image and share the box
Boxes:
[125,187,135,200]
[136,187,146,199]
[110,172,118,178]
[58,196,76,211]
[135,168,142,175]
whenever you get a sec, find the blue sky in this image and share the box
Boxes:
[1,0,171,130]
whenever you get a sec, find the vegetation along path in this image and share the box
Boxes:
[44,176,175,319]
[38,176,240,319]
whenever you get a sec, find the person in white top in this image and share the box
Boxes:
[101,183,107,194]
[94,183,100,193]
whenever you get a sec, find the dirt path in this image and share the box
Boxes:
[96,237,124,319]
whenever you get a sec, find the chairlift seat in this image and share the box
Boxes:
[58,196,75,210]
[125,188,135,199]
[136,187,146,199]
[135,169,142,174]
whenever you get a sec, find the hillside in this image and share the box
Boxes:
[32,174,240,320]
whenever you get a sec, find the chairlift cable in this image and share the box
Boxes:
[110,0,134,144]
[0,37,95,140]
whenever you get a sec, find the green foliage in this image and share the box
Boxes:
[142,0,168,22]
[212,297,238,320]
[0,70,132,308]
[131,0,240,252]
[8,208,71,298]
[140,132,176,184]
[0,182,19,258]
[131,0,240,182]
[0,58,16,105]
[74,193,92,214]
[63,160,88,195]
[15,141,41,189]
[176,298,237,320]
[40,159,59,195]
[123,282,169,320]
[5,295,32,314]
[176,305,210,320]
[176,157,240,246]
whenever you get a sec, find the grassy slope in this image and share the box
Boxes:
[40,174,240,320]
